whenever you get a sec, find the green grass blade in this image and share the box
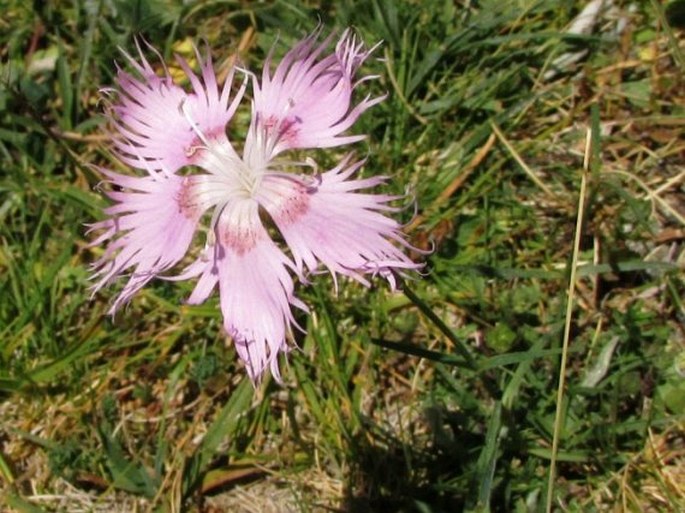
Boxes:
[182,378,254,496]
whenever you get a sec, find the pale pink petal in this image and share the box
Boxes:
[248,28,384,158]
[109,41,245,172]
[256,155,421,288]
[176,199,306,382]
[89,166,205,313]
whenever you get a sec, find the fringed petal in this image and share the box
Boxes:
[257,154,421,289]
[247,28,383,159]
[176,199,306,382]
[108,41,245,172]
[89,167,204,314]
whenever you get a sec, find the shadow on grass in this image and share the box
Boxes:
[342,409,484,513]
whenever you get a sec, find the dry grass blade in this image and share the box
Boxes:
[491,121,557,199]
[546,126,592,513]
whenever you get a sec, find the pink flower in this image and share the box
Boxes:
[90,29,420,382]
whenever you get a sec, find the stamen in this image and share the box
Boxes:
[207,203,227,248]
[179,98,258,194]
[266,156,321,191]
[202,229,216,259]
[179,98,211,148]
[185,145,202,158]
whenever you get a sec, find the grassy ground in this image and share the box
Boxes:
[1,0,684,511]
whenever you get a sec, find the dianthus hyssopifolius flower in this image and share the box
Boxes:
[89,28,420,382]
